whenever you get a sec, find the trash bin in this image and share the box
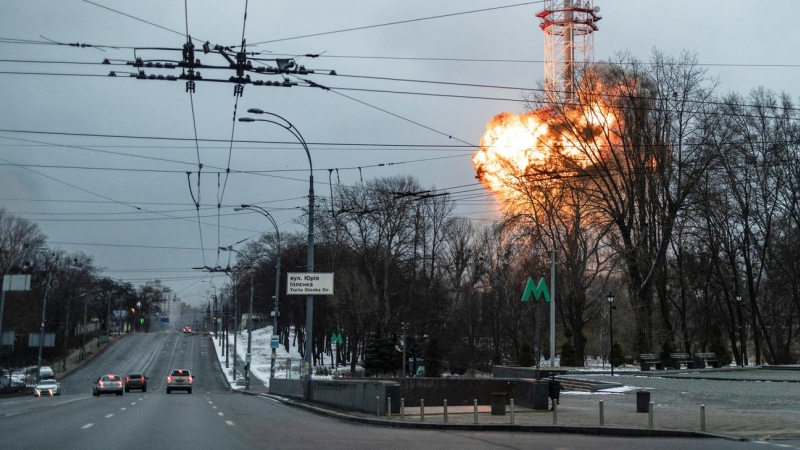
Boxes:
[491,392,506,415]
[636,389,650,413]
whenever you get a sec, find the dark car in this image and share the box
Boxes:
[125,373,148,392]
[93,374,124,396]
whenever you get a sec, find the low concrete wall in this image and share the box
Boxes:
[389,377,549,410]
[310,380,400,416]
[492,366,566,379]
[270,378,304,399]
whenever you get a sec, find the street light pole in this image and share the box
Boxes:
[607,293,615,377]
[235,204,283,379]
[220,245,254,389]
[735,294,745,367]
[62,292,87,372]
[240,110,314,391]
[37,253,56,379]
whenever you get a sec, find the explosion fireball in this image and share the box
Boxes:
[472,92,618,209]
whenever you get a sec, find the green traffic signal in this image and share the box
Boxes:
[140,318,144,324]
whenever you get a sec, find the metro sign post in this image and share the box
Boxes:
[521,277,550,379]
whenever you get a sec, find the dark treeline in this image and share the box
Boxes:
[228,49,800,373]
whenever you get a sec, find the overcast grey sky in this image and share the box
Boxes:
[1,0,798,305]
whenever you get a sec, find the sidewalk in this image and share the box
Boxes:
[55,333,127,380]
[211,333,798,440]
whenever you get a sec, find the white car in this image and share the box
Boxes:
[34,379,61,396]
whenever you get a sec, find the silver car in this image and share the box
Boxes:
[166,369,193,394]
[34,379,61,396]
[93,374,124,396]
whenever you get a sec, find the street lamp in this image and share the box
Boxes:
[220,246,255,389]
[607,293,616,376]
[62,292,87,372]
[36,252,57,380]
[234,204,283,380]
[735,294,745,367]
[239,109,315,392]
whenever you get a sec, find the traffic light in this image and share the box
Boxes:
[140,318,144,324]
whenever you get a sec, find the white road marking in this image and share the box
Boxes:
[130,402,136,405]
[218,412,224,416]
[120,407,127,411]
[225,421,234,426]
[82,423,94,429]
[208,401,213,404]
[213,406,217,409]
[105,414,114,419]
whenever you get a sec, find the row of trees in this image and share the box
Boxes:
[224,49,800,374]
[0,208,166,373]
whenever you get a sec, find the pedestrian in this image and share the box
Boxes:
[548,374,563,411]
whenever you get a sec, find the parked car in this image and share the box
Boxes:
[93,374,124,396]
[125,373,148,392]
[166,369,193,394]
[34,379,61,396]
[0,371,26,393]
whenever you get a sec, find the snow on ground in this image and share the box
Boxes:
[211,326,337,390]
[209,328,648,395]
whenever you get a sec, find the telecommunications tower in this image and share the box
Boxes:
[537,0,602,102]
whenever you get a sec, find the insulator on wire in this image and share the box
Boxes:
[186,80,196,93]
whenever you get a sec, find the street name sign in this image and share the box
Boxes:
[286,273,334,295]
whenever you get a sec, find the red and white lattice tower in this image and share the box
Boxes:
[536,0,601,103]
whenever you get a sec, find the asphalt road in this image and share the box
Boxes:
[0,332,790,450]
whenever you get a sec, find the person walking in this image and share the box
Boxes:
[548,374,563,411]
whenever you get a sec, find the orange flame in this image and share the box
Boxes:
[473,93,618,209]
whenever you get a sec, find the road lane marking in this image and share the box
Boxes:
[82,423,94,429]
[130,402,136,405]
[208,401,213,404]
[213,406,217,409]
[218,412,224,416]
[226,421,234,426]
[105,414,114,418]
[120,407,126,411]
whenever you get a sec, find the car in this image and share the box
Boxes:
[38,366,55,380]
[93,374,124,396]
[125,373,148,392]
[183,326,192,334]
[166,369,193,394]
[34,379,61,396]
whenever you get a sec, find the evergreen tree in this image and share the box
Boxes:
[609,341,624,368]
[560,340,577,367]
[518,342,535,367]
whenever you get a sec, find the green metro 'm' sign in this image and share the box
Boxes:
[521,277,551,303]
[330,333,343,345]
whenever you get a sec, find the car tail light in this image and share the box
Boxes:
[98,381,105,387]
[126,377,130,383]
[187,376,193,382]
[117,381,122,386]
[167,376,173,382]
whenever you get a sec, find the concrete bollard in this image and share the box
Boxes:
[599,400,604,426]
[377,396,380,417]
[700,404,705,431]
[510,399,515,424]
[387,398,392,420]
[474,399,479,424]
[443,399,448,423]
[420,399,425,422]
[552,402,557,425]
[648,402,654,429]
[400,398,405,421]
